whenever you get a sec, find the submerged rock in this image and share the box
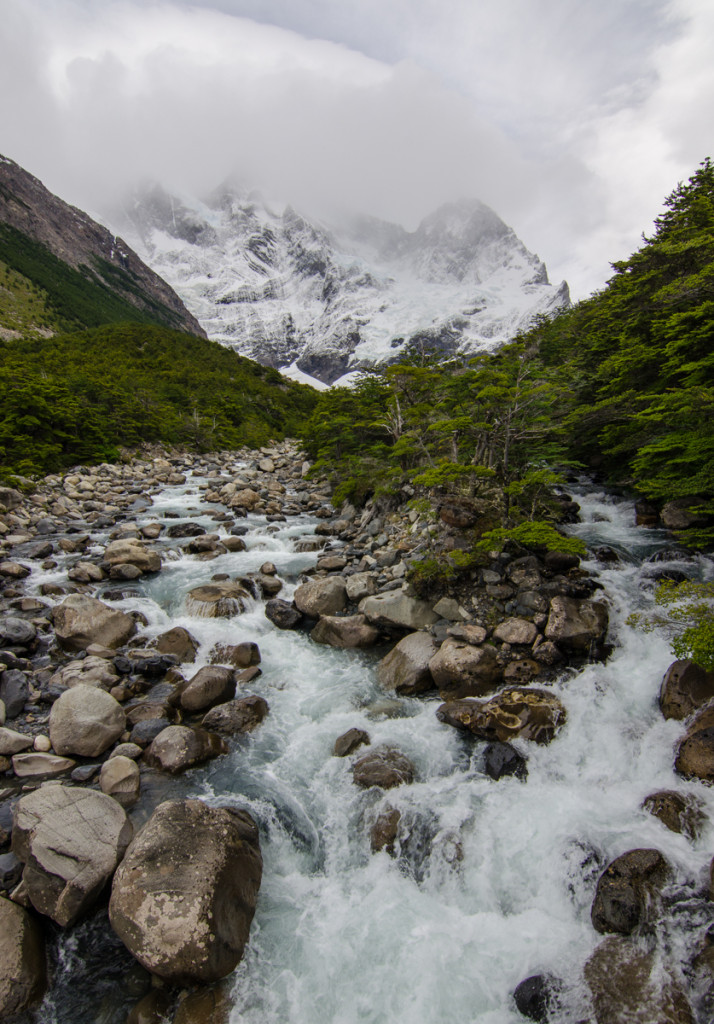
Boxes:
[642,790,705,840]
[483,741,528,780]
[12,784,133,927]
[512,973,561,1022]
[185,581,250,617]
[109,799,262,983]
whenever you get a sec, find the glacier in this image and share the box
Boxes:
[107,183,569,385]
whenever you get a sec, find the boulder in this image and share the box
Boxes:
[103,539,161,574]
[49,655,119,690]
[544,595,608,652]
[641,790,705,840]
[265,599,303,630]
[428,638,502,700]
[436,688,566,745]
[185,582,250,617]
[483,741,528,780]
[352,745,415,789]
[585,936,694,1024]
[12,753,76,777]
[0,560,31,579]
[144,726,227,774]
[154,626,199,663]
[210,641,261,668]
[0,726,33,756]
[109,799,262,984]
[100,755,141,808]
[0,616,36,648]
[377,632,439,696]
[333,728,370,757]
[311,614,380,648]
[512,974,561,1022]
[294,577,347,617]
[0,897,46,1016]
[359,591,438,631]
[202,696,269,735]
[345,573,378,603]
[660,499,709,531]
[173,984,232,1024]
[675,705,714,781]
[659,660,714,720]
[0,486,23,511]
[49,684,126,757]
[0,669,29,718]
[12,784,132,926]
[591,848,669,935]
[53,594,137,651]
[180,666,236,712]
[493,617,538,645]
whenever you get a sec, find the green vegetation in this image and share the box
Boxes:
[303,159,714,550]
[628,580,714,671]
[0,322,317,478]
[0,223,186,333]
[0,259,56,337]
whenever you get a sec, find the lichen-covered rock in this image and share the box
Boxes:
[377,632,439,696]
[143,726,227,774]
[53,594,137,651]
[12,785,132,926]
[659,660,714,720]
[436,688,566,745]
[0,897,46,1016]
[311,614,380,648]
[109,799,262,984]
[429,638,502,700]
[49,684,126,757]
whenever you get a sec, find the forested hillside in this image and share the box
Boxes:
[303,160,714,549]
[0,323,317,478]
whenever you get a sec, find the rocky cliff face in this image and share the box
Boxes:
[0,155,205,337]
[109,183,569,384]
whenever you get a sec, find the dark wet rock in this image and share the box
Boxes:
[166,522,206,538]
[311,613,380,648]
[210,641,261,668]
[0,669,29,718]
[265,598,303,630]
[0,896,47,1016]
[642,790,705,840]
[49,684,126,757]
[659,660,714,721]
[333,728,370,757]
[202,696,269,735]
[591,848,669,935]
[126,989,174,1024]
[370,807,401,855]
[429,639,502,700]
[53,594,137,651]
[352,745,415,789]
[585,935,694,1024]
[294,576,348,617]
[70,763,101,782]
[173,982,232,1024]
[512,973,561,1022]
[483,741,528,780]
[675,705,714,781]
[437,688,566,745]
[109,799,262,984]
[544,595,608,653]
[179,666,236,713]
[12,784,132,926]
[131,718,172,747]
[544,550,580,572]
[377,632,438,696]
[0,851,22,890]
[144,726,227,773]
[0,616,36,648]
[595,545,622,564]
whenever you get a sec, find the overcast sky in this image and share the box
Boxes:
[2,0,712,297]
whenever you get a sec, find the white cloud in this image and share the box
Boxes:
[0,0,711,299]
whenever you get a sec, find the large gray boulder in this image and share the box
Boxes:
[103,538,161,574]
[49,684,126,757]
[109,799,262,983]
[144,726,227,774]
[311,614,380,648]
[0,897,47,1016]
[12,785,132,926]
[294,577,347,617]
[359,591,438,631]
[52,594,137,651]
[202,696,269,735]
[377,632,439,695]
[428,638,502,699]
[544,595,608,653]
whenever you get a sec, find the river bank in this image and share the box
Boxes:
[1,445,714,1023]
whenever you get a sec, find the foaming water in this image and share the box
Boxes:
[35,482,714,1023]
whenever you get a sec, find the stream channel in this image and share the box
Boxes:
[30,471,714,1024]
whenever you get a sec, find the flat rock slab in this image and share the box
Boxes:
[109,799,262,984]
[12,785,133,927]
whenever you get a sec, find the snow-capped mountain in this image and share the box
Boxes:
[108,183,569,384]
